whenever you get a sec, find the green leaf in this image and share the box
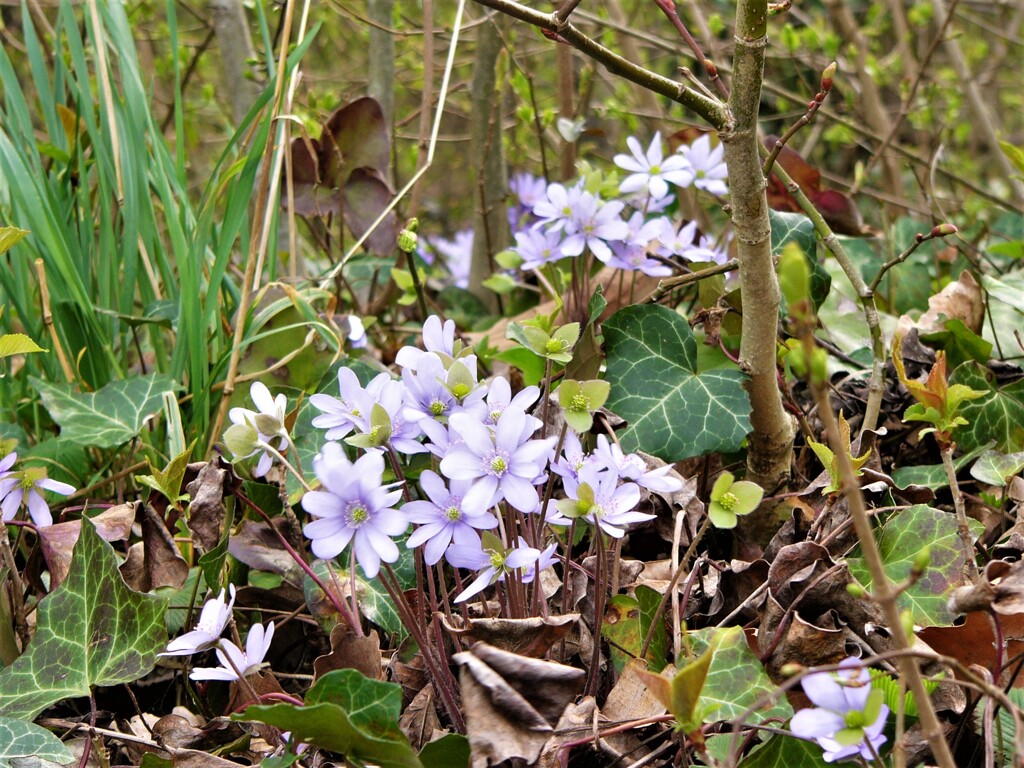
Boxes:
[493,347,546,386]
[891,443,991,489]
[770,209,830,309]
[236,669,422,768]
[919,319,992,369]
[970,449,1024,487]
[999,141,1024,176]
[985,687,1024,767]
[949,361,1024,453]
[736,733,831,767]
[847,505,984,627]
[686,626,793,724]
[0,716,74,766]
[601,585,668,673]
[0,333,46,358]
[136,440,195,503]
[304,557,413,640]
[604,305,751,461]
[0,226,29,257]
[419,733,470,768]
[30,374,177,449]
[0,519,167,719]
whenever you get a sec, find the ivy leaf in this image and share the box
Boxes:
[30,373,176,449]
[604,305,750,461]
[236,669,422,768]
[0,716,74,767]
[949,361,1024,453]
[847,505,984,627]
[686,626,793,724]
[601,585,668,673]
[0,519,167,720]
[770,209,830,310]
[735,733,831,767]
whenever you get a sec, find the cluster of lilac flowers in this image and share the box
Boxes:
[421,132,729,288]
[0,446,75,527]
[227,315,682,605]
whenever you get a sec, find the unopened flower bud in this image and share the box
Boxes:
[780,662,805,677]
[912,546,931,575]
[821,61,837,91]
[847,582,868,599]
[931,223,958,238]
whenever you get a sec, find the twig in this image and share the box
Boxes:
[641,259,739,304]
[869,223,958,293]
[653,0,728,98]
[762,62,836,178]
[552,0,585,28]
[941,443,980,582]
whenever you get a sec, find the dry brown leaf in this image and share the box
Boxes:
[454,642,585,768]
[185,460,231,554]
[38,503,137,588]
[441,614,579,657]
[537,697,598,768]
[896,270,984,338]
[313,624,383,681]
[120,502,189,592]
[398,683,441,752]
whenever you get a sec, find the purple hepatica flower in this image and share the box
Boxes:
[509,172,546,231]
[161,585,236,656]
[533,181,584,234]
[404,470,499,565]
[402,353,458,424]
[446,533,540,603]
[431,231,473,288]
[482,376,540,428]
[790,658,889,763]
[420,418,461,460]
[0,466,76,527]
[513,228,565,271]
[228,381,289,478]
[310,367,375,440]
[439,408,556,514]
[550,428,587,484]
[615,132,695,201]
[558,464,651,539]
[190,622,275,682]
[678,134,729,197]
[607,241,674,277]
[590,435,683,494]
[395,315,456,371]
[520,538,559,584]
[653,218,699,260]
[685,233,732,266]
[559,191,629,262]
[302,443,406,578]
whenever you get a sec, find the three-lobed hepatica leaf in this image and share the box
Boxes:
[604,305,751,461]
[30,373,176,449]
[847,504,984,627]
[0,716,74,767]
[236,668,429,768]
[0,519,167,720]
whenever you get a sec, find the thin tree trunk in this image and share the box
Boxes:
[723,0,794,515]
[468,15,508,313]
[367,0,396,127]
[209,0,261,125]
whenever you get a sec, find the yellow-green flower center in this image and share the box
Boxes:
[445,505,460,522]
[717,491,738,511]
[569,393,590,413]
[451,383,470,399]
[349,504,369,525]
[430,400,446,416]
[650,164,661,174]
[488,550,505,569]
[545,338,565,354]
[844,710,866,729]
[490,456,508,475]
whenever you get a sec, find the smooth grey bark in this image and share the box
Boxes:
[209,0,261,126]
[468,16,508,313]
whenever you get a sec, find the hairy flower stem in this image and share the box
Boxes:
[940,444,980,583]
[234,489,361,635]
[256,440,312,494]
[585,528,608,698]
[380,564,465,732]
[809,383,956,768]
[0,530,30,648]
